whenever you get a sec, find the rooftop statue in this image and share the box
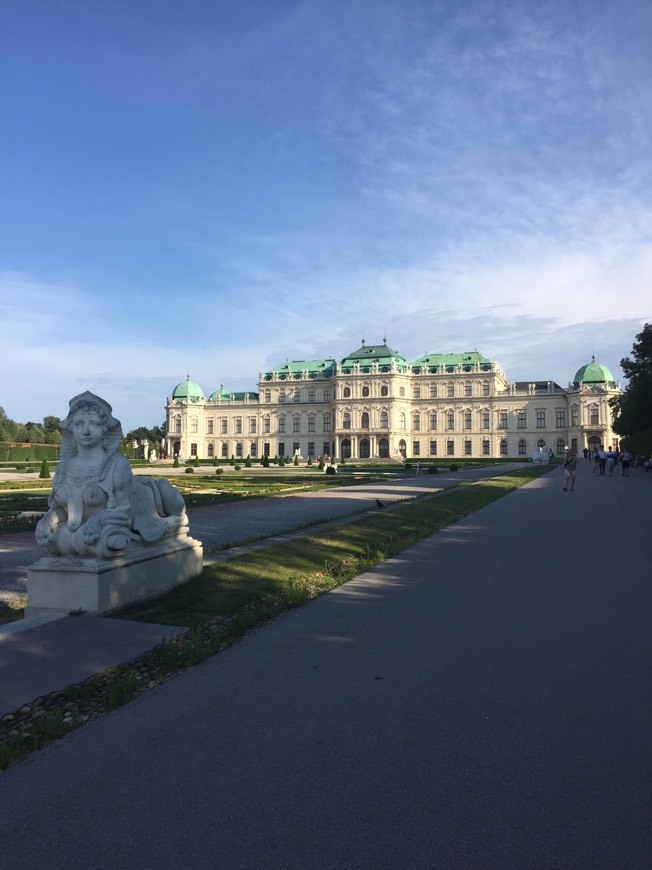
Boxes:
[36,391,188,559]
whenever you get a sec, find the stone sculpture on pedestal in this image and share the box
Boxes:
[27,392,203,616]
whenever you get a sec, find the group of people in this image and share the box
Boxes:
[584,446,633,478]
[563,445,646,492]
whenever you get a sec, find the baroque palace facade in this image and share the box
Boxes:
[163,341,621,462]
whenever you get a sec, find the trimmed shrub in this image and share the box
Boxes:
[234,465,241,471]
[293,455,299,466]
[39,459,50,479]
[449,464,459,472]
[173,456,180,468]
[427,466,438,474]
[185,467,194,474]
[215,467,224,476]
[245,455,252,468]
[325,465,337,475]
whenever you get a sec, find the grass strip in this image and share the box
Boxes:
[0,465,550,771]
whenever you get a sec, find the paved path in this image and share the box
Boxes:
[0,461,650,867]
[0,464,525,605]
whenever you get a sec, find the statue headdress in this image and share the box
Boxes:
[59,391,123,459]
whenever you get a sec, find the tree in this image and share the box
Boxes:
[611,323,652,445]
[42,416,60,432]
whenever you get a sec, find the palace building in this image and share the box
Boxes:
[163,341,621,462]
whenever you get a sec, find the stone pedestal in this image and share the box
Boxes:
[26,538,203,617]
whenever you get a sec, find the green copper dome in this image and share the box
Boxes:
[172,375,204,402]
[573,357,616,387]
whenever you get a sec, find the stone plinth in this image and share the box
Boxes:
[26,538,203,617]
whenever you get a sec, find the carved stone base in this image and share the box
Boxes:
[26,538,203,616]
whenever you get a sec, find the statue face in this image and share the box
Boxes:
[71,411,105,449]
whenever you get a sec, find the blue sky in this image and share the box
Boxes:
[2,0,650,431]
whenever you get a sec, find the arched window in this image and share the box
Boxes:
[399,386,406,397]
[556,438,566,455]
[362,386,370,397]
[500,439,507,455]
[518,439,527,456]
[399,412,406,429]
[361,412,370,429]
[380,411,388,428]
[380,385,389,397]
[343,412,351,430]
[207,443,214,457]
[221,442,228,457]
[175,416,181,433]
[236,442,243,457]
[250,442,257,457]
[482,439,490,455]
[429,439,437,456]
[464,439,472,455]
[343,387,351,398]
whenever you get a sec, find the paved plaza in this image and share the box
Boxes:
[0,460,650,868]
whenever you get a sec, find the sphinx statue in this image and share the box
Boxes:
[36,391,189,559]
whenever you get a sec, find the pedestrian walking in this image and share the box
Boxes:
[598,447,607,476]
[621,450,631,477]
[563,450,577,491]
[606,448,616,476]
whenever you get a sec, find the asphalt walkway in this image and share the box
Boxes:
[0,461,650,867]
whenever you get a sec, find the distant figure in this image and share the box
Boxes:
[563,450,577,492]
[621,450,631,477]
[598,447,607,476]
[606,448,616,476]
[376,499,386,509]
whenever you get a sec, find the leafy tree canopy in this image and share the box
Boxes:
[611,323,652,439]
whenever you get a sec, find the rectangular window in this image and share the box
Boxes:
[571,409,579,426]
[323,441,330,457]
[430,412,437,431]
[278,418,285,433]
[517,411,526,429]
[429,440,437,456]
[464,411,472,430]
[175,417,181,433]
[481,411,490,429]
[235,418,242,434]
[464,439,472,455]
[323,390,331,402]
[447,439,455,456]
[536,410,546,429]
[221,418,228,434]
[482,439,490,455]
[498,411,507,429]
[447,412,454,430]
[482,383,490,396]
[465,383,472,397]
[264,417,270,434]
[447,384,454,397]
[293,442,300,454]
[207,418,214,435]
[430,384,438,398]
[308,442,315,456]
[190,443,197,457]
[308,390,315,402]
[293,391,300,403]
[279,392,286,403]
[556,411,565,428]
[293,417,300,432]
[323,414,331,432]
[191,419,198,434]
[249,417,256,434]
[413,414,420,431]
[413,441,420,456]
[308,417,315,432]
[278,442,285,456]
[413,387,421,399]
[590,409,599,425]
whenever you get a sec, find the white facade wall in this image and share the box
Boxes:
[165,361,620,461]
